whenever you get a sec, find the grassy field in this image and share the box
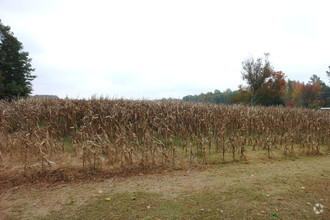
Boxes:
[1,154,328,219]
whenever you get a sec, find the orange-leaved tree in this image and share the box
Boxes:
[231,69,287,106]
[289,78,322,108]
[257,71,287,105]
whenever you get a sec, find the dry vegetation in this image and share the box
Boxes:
[0,98,329,188]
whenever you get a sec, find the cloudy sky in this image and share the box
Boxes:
[1,0,329,99]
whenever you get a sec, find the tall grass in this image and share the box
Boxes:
[0,98,329,181]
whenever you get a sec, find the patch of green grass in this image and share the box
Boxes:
[4,154,328,220]
[45,173,328,220]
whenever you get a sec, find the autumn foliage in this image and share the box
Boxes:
[287,77,324,108]
[231,70,287,106]
[231,54,329,108]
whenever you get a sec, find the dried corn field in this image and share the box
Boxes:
[0,98,329,185]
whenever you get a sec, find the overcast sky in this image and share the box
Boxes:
[1,0,329,99]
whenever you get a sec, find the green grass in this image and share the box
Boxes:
[2,147,328,220]
[45,177,327,219]
[30,155,328,220]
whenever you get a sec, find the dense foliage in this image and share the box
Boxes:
[285,75,330,108]
[0,20,36,100]
[182,89,238,104]
[182,58,329,108]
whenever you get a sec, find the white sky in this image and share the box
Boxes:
[1,0,329,99]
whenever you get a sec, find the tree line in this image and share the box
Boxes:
[183,54,330,108]
[182,89,238,104]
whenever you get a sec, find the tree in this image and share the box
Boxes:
[289,77,326,108]
[224,88,232,94]
[310,74,330,107]
[0,20,36,99]
[182,89,238,105]
[291,81,303,107]
[241,53,273,106]
[301,81,320,108]
[284,79,293,104]
[231,70,287,106]
[258,71,287,106]
[230,85,250,104]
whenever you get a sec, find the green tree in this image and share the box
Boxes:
[326,66,330,84]
[241,53,273,106]
[284,79,293,103]
[182,89,238,105]
[0,20,36,99]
